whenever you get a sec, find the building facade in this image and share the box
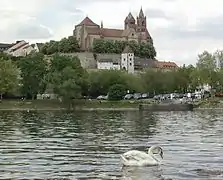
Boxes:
[0,43,13,52]
[4,40,35,57]
[121,46,135,73]
[73,7,152,51]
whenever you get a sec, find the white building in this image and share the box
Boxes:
[4,40,35,57]
[121,46,134,73]
[97,59,121,70]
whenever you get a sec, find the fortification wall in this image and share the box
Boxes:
[61,52,121,69]
[60,52,97,69]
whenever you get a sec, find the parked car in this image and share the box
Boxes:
[124,94,134,100]
[133,93,142,100]
[141,93,149,99]
[154,95,162,100]
[97,95,108,100]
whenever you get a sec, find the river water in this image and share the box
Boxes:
[0,111,222,179]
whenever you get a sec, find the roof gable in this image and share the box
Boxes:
[155,61,178,68]
[77,17,99,26]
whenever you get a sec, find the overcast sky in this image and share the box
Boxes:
[1,0,223,65]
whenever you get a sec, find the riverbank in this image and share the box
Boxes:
[0,98,222,111]
[194,98,223,109]
[0,99,144,111]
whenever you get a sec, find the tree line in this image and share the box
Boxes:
[0,49,223,101]
[40,36,80,55]
[92,39,156,58]
[39,36,156,59]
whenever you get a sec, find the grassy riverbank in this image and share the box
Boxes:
[194,97,223,109]
[0,99,152,111]
[0,98,223,111]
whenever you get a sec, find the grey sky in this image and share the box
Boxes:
[1,0,223,65]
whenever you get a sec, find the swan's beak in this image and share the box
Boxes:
[160,151,163,159]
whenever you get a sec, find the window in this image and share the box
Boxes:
[130,63,132,66]
[132,33,134,36]
[129,58,132,61]
[123,58,126,61]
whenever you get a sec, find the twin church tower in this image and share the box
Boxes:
[73,7,152,50]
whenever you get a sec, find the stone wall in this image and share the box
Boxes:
[61,52,121,69]
[49,52,156,71]
[60,52,97,69]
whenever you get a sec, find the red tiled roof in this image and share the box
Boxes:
[101,28,123,37]
[86,27,124,37]
[10,43,28,52]
[155,61,178,69]
[77,17,99,26]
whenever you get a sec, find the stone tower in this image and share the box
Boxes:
[124,12,136,30]
[121,46,134,74]
[136,7,147,32]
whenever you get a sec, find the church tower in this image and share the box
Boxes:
[124,12,136,29]
[136,7,146,32]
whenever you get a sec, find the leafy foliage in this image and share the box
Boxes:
[0,59,21,99]
[88,70,143,98]
[92,39,156,58]
[1,47,223,101]
[40,36,80,55]
[197,51,216,70]
[17,53,48,99]
[48,54,87,100]
[108,84,127,100]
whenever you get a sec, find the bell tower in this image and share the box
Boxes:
[137,7,146,32]
[124,12,136,29]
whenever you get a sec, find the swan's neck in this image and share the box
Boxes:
[148,149,159,162]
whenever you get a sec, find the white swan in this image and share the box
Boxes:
[120,145,163,166]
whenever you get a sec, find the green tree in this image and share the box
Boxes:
[214,49,223,69]
[47,40,59,54]
[141,69,165,94]
[92,39,156,58]
[40,42,50,55]
[196,51,217,87]
[88,70,128,97]
[0,59,21,99]
[108,84,126,100]
[40,36,80,55]
[197,51,216,70]
[17,53,48,99]
[92,39,106,53]
[58,36,80,53]
[50,67,81,99]
[48,54,87,100]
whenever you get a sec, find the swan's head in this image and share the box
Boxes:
[148,145,163,159]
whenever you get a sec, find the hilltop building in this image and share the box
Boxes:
[96,48,178,73]
[4,40,35,57]
[73,7,152,51]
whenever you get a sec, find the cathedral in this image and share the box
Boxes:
[73,8,152,51]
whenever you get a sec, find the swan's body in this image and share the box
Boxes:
[120,145,163,166]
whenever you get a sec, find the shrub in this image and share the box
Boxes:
[108,84,127,100]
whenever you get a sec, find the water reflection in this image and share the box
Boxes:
[0,111,222,179]
[121,166,166,180]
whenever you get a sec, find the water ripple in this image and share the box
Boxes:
[0,111,222,179]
